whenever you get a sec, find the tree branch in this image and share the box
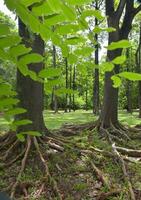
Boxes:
[133,4,141,16]
[119,0,134,39]
[115,0,126,21]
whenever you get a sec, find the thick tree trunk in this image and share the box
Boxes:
[100,0,135,129]
[100,22,121,127]
[17,18,46,133]
[93,1,100,115]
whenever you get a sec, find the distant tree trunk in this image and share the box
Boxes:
[136,22,141,118]
[69,65,72,112]
[126,48,132,113]
[65,58,68,112]
[93,0,100,115]
[17,18,47,133]
[100,0,137,129]
[52,45,58,113]
[72,65,76,111]
[85,78,88,111]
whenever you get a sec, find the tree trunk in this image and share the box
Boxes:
[69,65,72,112]
[17,18,46,133]
[136,23,141,118]
[72,65,76,111]
[52,45,58,113]
[93,0,100,115]
[125,48,132,113]
[100,0,135,129]
[65,58,68,113]
[85,78,88,111]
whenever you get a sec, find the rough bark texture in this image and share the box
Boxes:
[93,0,100,115]
[17,18,46,133]
[100,0,138,128]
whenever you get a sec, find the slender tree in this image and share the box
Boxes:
[65,58,69,112]
[52,45,58,113]
[136,22,141,118]
[93,0,100,115]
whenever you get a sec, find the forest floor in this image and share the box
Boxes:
[0,110,141,200]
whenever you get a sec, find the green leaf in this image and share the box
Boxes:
[5,108,27,116]
[118,72,141,81]
[55,88,75,95]
[19,53,43,65]
[55,24,81,35]
[68,53,78,64]
[65,36,85,45]
[112,55,126,65]
[66,0,92,5]
[0,24,10,36]
[61,3,77,21]
[39,68,61,78]
[44,13,67,26]
[0,98,19,109]
[32,1,54,16]
[107,40,131,50]
[74,47,94,56]
[20,0,41,7]
[0,83,16,96]
[12,119,32,127]
[100,62,115,72]
[0,35,21,48]
[17,134,25,142]
[81,9,104,21]
[20,131,41,136]
[111,75,122,88]
[10,45,31,58]
[103,27,116,32]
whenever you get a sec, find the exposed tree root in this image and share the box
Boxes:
[115,145,141,157]
[10,136,31,199]
[112,143,136,200]
[33,137,62,200]
[0,132,64,199]
[97,189,121,200]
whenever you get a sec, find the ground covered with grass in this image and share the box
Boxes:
[0,110,141,199]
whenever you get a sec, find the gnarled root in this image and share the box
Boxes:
[112,143,136,200]
[10,136,31,199]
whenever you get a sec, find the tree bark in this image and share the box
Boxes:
[100,0,136,128]
[69,65,72,112]
[93,0,100,115]
[125,48,132,113]
[17,18,46,133]
[52,45,58,113]
[72,65,76,111]
[65,58,69,112]
[136,22,141,118]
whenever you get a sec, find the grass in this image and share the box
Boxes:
[0,109,141,132]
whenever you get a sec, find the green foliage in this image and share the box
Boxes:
[107,40,131,50]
